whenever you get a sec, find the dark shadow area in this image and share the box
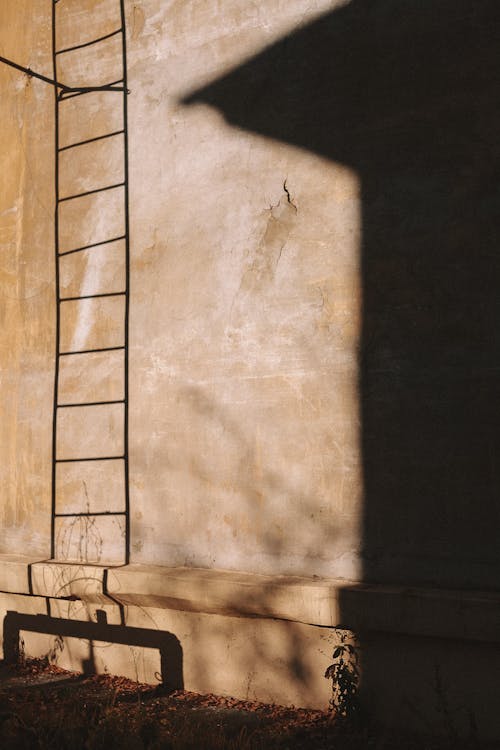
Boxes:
[183,0,500,590]
[2,610,184,692]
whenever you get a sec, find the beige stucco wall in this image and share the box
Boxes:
[3,4,500,737]
[0,1,54,555]
[0,0,362,578]
[128,0,361,577]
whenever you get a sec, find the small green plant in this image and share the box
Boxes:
[324,631,360,721]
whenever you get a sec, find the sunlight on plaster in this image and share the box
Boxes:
[161,0,352,98]
[133,76,364,579]
[69,248,105,353]
[154,1,365,580]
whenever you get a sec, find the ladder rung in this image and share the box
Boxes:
[59,291,126,303]
[59,130,124,152]
[59,182,125,203]
[55,456,125,464]
[57,400,125,409]
[59,80,125,100]
[59,346,125,356]
[54,511,126,518]
[55,28,123,56]
[58,235,126,257]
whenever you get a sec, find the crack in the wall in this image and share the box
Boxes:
[283,178,297,212]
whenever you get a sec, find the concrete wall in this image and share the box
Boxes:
[2,1,500,739]
[0,1,54,556]
[128,0,361,577]
[183,0,500,591]
[0,0,362,579]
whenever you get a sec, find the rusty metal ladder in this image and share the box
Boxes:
[50,0,130,564]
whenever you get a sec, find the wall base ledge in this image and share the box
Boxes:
[1,555,499,641]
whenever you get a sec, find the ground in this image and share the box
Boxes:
[0,659,494,749]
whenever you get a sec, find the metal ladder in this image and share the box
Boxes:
[51,0,130,565]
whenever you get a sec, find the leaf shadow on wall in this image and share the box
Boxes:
[182,0,500,591]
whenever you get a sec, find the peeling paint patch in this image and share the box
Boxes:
[239,188,297,293]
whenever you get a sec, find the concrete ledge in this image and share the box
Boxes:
[2,556,500,642]
[3,558,500,736]
[3,584,500,738]
[106,564,345,626]
[0,554,42,595]
[30,561,108,601]
[0,590,335,709]
[339,583,500,644]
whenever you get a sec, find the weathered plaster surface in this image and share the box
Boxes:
[1,3,500,736]
[0,0,362,578]
[0,1,53,555]
[127,0,361,577]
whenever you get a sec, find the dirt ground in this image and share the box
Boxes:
[0,660,494,749]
